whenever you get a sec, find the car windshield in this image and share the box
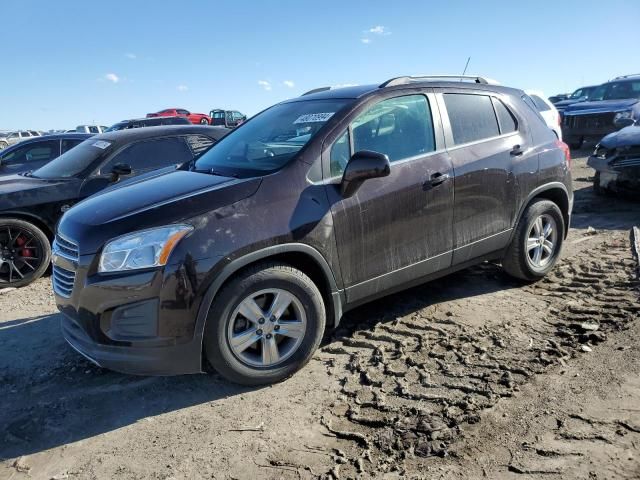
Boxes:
[193,99,350,177]
[591,81,640,101]
[32,138,112,179]
[104,122,127,132]
[570,88,586,99]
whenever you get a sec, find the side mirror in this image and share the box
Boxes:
[110,163,132,181]
[340,150,391,198]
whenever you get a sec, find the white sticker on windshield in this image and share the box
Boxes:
[293,112,335,124]
[91,140,111,149]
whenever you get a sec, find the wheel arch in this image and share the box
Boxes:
[512,182,571,241]
[0,211,54,241]
[194,243,344,370]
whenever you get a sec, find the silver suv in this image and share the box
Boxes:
[0,130,42,149]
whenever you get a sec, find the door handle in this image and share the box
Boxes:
[510,144,524,156]
[427,172,450,187]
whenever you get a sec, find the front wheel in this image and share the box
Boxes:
[0,141,8,150]
[502,199,565,281]
[204,262,326,385]
[0,218,51,287]
[200,118,209,125]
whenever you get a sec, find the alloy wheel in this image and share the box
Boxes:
[227,288,307,368]
[526,214,557,269]
[0,226,45,284]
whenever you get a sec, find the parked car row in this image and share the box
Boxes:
[30,74,572,385]
[146,108,246,127]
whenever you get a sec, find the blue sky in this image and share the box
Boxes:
[1,0,638,130]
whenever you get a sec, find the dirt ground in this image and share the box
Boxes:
[1,149,639,480]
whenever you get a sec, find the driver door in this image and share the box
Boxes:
[326,93,455,304]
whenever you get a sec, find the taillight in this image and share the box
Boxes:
[556,139,571,170]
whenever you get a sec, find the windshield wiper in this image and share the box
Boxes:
[19,170,36,178]
[189,166,238,178]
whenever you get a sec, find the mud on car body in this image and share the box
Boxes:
[54,75,573,385]
[588,121,640,194]
[0,125,228,288]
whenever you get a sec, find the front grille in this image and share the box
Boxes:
[611,146,640,168]
[564,112,616,129]
[52,265,76,298]
[53,234,79,261]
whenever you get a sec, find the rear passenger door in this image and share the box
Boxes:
[437,90,528,264]
[326,92,454,303]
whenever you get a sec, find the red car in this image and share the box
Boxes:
[146,108,211,125]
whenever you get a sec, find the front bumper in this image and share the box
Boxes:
[61,312,202,375]
[587,154,640,192]
[53,248,222,375]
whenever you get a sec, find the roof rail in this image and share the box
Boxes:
[380,75,499,88]
[301,87,332,96]
[611,73,640,81]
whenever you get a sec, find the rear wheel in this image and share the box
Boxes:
[204,262,326,385]
[502,199,564,281]
[0,218,50,288]
[200,118,209,125]
[0,141,7,150]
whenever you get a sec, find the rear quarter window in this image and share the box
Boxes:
[443,93,500,145]
[530,95,551,112]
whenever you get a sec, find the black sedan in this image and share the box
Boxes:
[0,133,91,177]
[0,125,229,287]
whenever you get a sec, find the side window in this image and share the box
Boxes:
[521,94,547,123]
[2,140,59,165]
[530,95,551,112]
[492,98,518,134]
[8,132,19,139]
[330,131,350,177]
[443,93,499,145]
[186,134,215,157]
[101,137,192,174]
[61,139,83,154]
[89,126,99,133]
[353,95,435,161]
[177,109,189,115]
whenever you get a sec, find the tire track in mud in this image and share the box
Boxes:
[317,235,639,477]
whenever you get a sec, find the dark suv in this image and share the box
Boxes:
[563,75,640,149]
[54,75,573,385]
[105,116,191,132]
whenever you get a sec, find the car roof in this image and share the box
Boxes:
[286,80,523,103]
[95,125,228,144]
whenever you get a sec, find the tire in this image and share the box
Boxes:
[502,199,565,282]
[0,218,51,288]
[204,262,326,386]
[0,141,7,150]
[199,118,209,125]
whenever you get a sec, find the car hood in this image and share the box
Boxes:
[0,174,76,210]
[564,98,639,115]
[554,98,583,108]
[599,125,640,149]
[58,170,262,254]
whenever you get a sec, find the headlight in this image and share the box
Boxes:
[99,224,193,273]
[613,110,633,123]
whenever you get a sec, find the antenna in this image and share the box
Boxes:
[462,57,471,76]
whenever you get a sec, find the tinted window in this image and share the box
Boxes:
[101,137,191,173]
[212,111,225,119]
[89,126,99,133]
[186,135,215,156]
[1,140,59,165]
[493,99,517,134]
[8,132,19,139]
[177,109,189,115]
[61,138,84,153]
[444,94,499,144]
[530,95,551,112]
[521,94,547,123]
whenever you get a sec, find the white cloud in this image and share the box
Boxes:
[104,73,120,83]
[125,53,137,60]
[177,84,189,91]
[368,25,390,35]
[258,80,272,91]
[283,80,295,88]
[361,38,371,44]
